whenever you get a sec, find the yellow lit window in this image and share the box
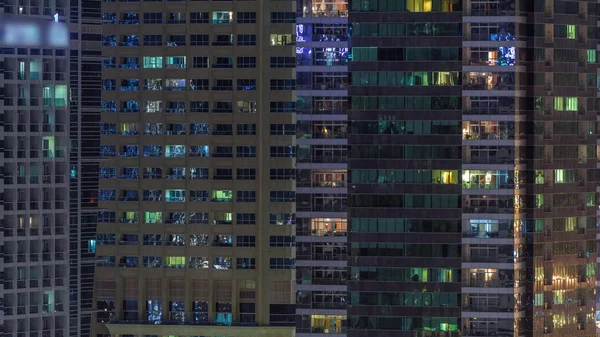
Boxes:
[165,256,185,266]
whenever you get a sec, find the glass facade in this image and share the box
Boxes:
[348,2,599,337]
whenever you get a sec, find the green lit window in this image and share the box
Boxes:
[534,293,543,306]
[144,211,162,224]
[165,256,185,267]
[553,290,564,304]
[586,263,596,277]
[122,212,138,223]
[534,219,544,232]
[143,56,163,68]
[214,212,233,224]
[535,170,544,184]
[212,190,233,202]
[535,195,544,208]
[165,189,185,202]
[553,97,578,111]
[587,50,597,63]
[586,192,595,207]
[566,25,576,39]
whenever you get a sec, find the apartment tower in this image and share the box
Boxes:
[0,3,100,336]
[295,0,348,335]
[94,0,297,336]
[348,1,598,337]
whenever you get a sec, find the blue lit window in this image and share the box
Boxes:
[120,57,139,69]
[147,300,163,323]
[237,79,256,91]
[88,240,96,253]
[189,213,209,224]
[102,57,116,68]
[100,123,116,135]
[102,35,117,46]
[166,212,186,225]
[100,145,116,157]
[121,256,139,267]
[96,233,116,245]
[120,168,139,179]
[97,211,116,223]
[102,100,116,112]
[120,79,139,91]
[121,101,139,112]
[190,123,210,135]
[165,167,185,179]
[120,190,139,201]
[119,13,139,24]
[99,167,116,178]
[120,145,139,157]
[213,257,232,270]
[169,301,185,322]
[102,79,115,91]
[102,12,116,24]
[190,168,209,179]
[144,257,162,268]
[143,145,162,157]
[119,35,140,46]
[190,190,209,202]
[166,101,185,113]
[143,167,162,179]
[143,190,163,201]
[193,302,209,322]
[190,145,209,157]
[98,189,116,201]
[143,234,162,245]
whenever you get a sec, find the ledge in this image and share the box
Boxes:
[106,323,295,337]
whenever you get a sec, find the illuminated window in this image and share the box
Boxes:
[565,217,576,231]
[587,50,597,63]
[553,97,578,111]
[165,256,185,268]
[566,25,576,39]
[535,170,544,184]
[535,195,544,208]
[212,190,233,202]
[143,56,162,68]
[144,212,162,224]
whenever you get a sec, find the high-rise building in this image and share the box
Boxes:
[295,0,349,335]
[348,1,598,337]
[0,5,100,337]
[93,1,297,336]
